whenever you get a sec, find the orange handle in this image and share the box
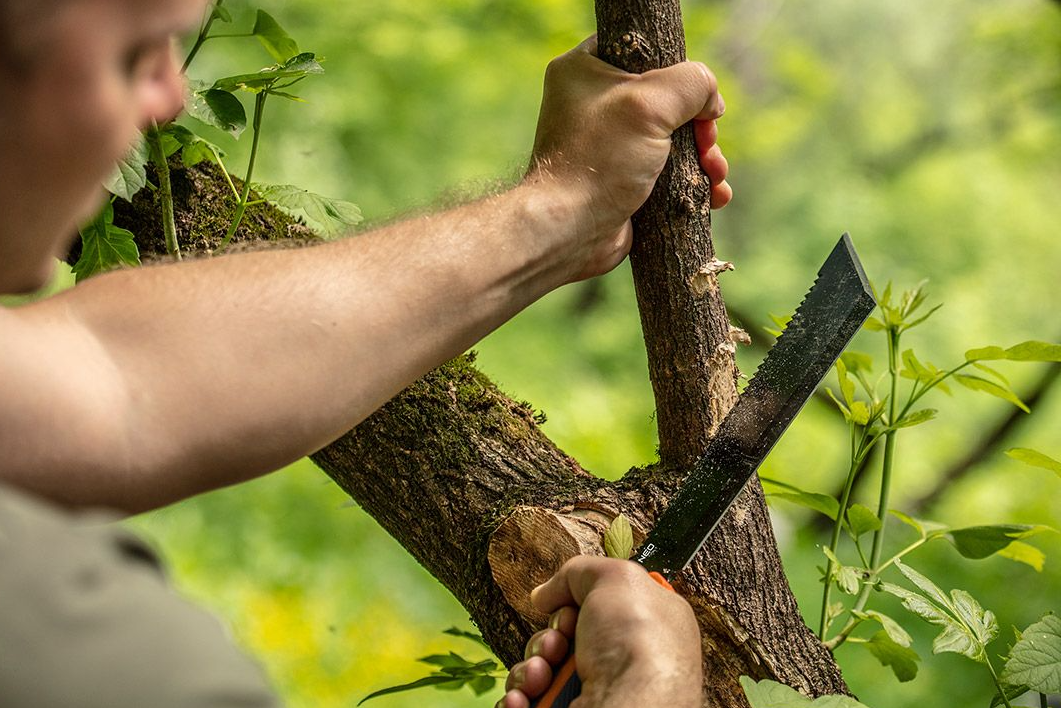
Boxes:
[647,571,675,592]
[529,571,675,708]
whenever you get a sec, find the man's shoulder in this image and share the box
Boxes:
[0,482,281,708]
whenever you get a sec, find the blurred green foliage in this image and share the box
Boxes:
[112,0,1061,706]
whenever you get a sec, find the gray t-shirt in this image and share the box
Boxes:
[0,482,280,707]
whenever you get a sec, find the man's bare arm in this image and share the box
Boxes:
[0,40,728,513]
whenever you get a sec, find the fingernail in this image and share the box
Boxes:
[526,634,544,658]
[549,610,563,630]
[495,699,506,708]
[717,93,726,117]
[511,665,527,687]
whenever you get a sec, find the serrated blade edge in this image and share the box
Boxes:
[634,234,876,577]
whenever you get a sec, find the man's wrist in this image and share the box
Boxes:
[515,168,597,287]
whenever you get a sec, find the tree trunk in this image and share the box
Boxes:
[115,34,850,696]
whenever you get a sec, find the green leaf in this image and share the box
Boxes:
[73,203,141,282]
[893,560,954,613]
[893,408,936,429]
[1000,614,1061,694]
[604,513,634,560]
[212,53,324,94]
[863,630,920,682]
[972,362,1009,386]
[836,359,856,406]
[254,182,362,237]
[840,351,873,374]
[852,610,912,647]
[1005,341,1061,362]
[281,51,325,74]
[889,510,926,538]
[158,124,224,168]
[886,562,996,663]
[268,90,307,102]
[954,374,1030,413]
[741,676,812,706]
[442,627,489,647]
[846,504,882,539]
[764,313,792,338]
[880,582,951,627]
[468,675,496,696]
[1006,448,1061,478]
[900,281,929,318]
[849,401,871,426]
[187,88,247,137]
[825,388,851,419]
[739,677,874,707]
[822,547,861,595]
[997,541,1046,572]
[253,10,299,62]
[760,477,839,520]
[878,281,893,309]
[903,303,943,331]
[967,341,1061,362]
[899,349,932,384]
[358,675,466,705]
[966,346,1008,361]
[418,652,475,669]
[950,589,998,649]
[863,316,886,332]
[936,524,1054,561]
[103,137,149,202]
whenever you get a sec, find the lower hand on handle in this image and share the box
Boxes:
[498,556,703,708]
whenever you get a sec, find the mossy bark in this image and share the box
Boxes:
[109,116,847,704]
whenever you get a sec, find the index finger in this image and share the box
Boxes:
[529,556,654,614]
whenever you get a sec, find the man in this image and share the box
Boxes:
[0,1,731,706]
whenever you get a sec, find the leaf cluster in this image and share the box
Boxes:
[358,629,503,705]
[77,4,360,280]
[758,282,1061,706]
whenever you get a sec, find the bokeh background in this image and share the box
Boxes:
[14,0,1061,706]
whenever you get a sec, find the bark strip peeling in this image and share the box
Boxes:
[596,0,738,467]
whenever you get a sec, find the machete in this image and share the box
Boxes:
[531,233,876,708]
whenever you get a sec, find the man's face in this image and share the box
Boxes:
[0,0,208,294]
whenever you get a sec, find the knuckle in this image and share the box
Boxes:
[618,85,663,125]
[692,61,719,94]
[544,55,565,81]
[608,557,648,583]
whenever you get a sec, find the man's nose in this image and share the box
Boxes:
[139,41,187,127]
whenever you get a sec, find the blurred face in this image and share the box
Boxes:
[0,0,207,293]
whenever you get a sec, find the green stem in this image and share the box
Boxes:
[1040,692,1048,708]
[819,429,862,639]
[217,92,267,253]
[896,360,973,421]
[147,123,181,261]
[986,656,1014,708]
[823,535,930,650]
[181,0,225,73]
[211,149,241,200]
[823,328,902,651]
[868,329,901,570]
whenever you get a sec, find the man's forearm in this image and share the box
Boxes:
[2,178,585,512]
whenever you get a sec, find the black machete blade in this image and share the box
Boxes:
[634,233,876,578]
